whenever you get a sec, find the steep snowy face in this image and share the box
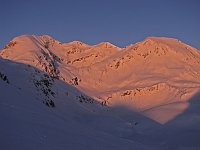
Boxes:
[60,42,121,68]
[0,35,62,77]
[1,35,200,124]
[123,37,200,84]
[71,37,200,90]
[74,37,200,90]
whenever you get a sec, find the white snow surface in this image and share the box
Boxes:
[1,35,200,150]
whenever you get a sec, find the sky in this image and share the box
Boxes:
[0,0,200,49]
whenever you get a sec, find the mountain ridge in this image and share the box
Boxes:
[3,34,200,49]
[1,34,200,124]
[1,34,200,149]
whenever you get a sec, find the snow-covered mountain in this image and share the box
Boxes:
[1,35,200,150]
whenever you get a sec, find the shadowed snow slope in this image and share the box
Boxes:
[1,35,200,149]
[0,59,154,150]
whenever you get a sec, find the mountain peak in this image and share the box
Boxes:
[6,34,56,46]
[2,35,33,50]
[12,34,54,41]
[145,36,179,41]
[65,41,90,47]
[39,34,54,39]
[141,36,181,45]
[130,36,200,54]
[95,42,118,48]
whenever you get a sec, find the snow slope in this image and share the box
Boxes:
[1,35,200,149]
[0,58,155,150]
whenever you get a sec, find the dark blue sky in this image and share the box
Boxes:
[1,0,200,49]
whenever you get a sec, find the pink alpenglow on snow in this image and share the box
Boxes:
[1,35,200,150]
